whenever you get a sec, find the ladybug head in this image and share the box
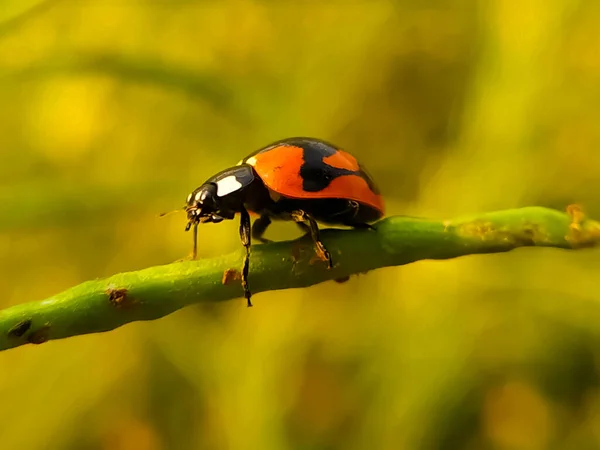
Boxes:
[184,183,227,231]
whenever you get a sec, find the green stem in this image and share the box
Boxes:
[1,206,598,352]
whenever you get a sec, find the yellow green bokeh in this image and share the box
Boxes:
[1,1,600,449]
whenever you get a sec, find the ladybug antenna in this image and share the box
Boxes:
[158,208,185,218]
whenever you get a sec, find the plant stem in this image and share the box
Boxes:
[1,206,598,352]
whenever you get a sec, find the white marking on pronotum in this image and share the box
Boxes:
[216,175,243,197]
[186,193,192,203]
[195,191,203,201]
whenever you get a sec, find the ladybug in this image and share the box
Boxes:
[184,137,385,307]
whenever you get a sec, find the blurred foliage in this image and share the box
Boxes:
[1,0,599,449]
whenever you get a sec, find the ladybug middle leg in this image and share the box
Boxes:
[239,208,253,307]
[294,220,310,235]
[251,214,273,243]
[291,210,333,269]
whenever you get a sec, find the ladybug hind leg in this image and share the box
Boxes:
[337,200,375,230]
[239,208,253,307]
[291,210,333,269]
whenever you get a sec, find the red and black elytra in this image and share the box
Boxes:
[184,137,385,307]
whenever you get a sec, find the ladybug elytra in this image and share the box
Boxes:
[184,137,385,306]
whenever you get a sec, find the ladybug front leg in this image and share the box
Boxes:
[239,208,253,307]
[191,222,199,259]
[291,210,333,269]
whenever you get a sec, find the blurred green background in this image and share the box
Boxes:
[1,0,600,449]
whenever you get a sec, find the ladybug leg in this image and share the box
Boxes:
[291,210,333,269]
[251,214,273,244]
[191,222,198,259]
[239,208,253,307]
[348,200,360,220]
[184,222,199,260]
[345,200,375,230]
[295,221,311,235]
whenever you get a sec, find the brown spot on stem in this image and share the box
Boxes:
[459,221,497,240]
[106,286,135,308]
[8,319,32,338]
[334,276,350,283]
[517,222,548,245]
[222,268,242,285]
[27,324,51,345]
[567,204,585,230]
[458,220,545,247]
[334,270,371,283]
[565,204,600,248]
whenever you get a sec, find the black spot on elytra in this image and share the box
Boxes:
[300,163,355,192]
[298,141,355,192]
